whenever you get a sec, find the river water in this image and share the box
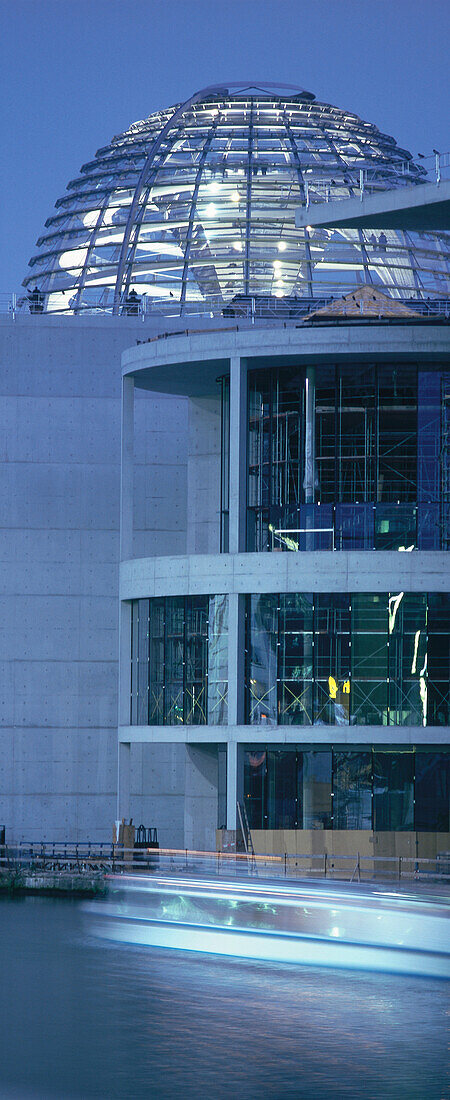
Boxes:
[0,895,448,1099]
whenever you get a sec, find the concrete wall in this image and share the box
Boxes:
[186,396,221,555]
[129,743,187,849]
[184,745,218,851]
[0,317,188,842]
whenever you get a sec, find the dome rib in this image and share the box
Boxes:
[23,85,450,315]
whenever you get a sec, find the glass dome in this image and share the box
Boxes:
[23,81,450,315]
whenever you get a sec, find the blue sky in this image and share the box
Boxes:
[1,0,449,293]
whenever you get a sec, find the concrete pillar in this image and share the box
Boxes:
[120,374,134,560]
[228,356,247,554]
[226,741,238,831]
[117,741,131,819]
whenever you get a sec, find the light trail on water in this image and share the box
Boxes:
[85,873,450,979]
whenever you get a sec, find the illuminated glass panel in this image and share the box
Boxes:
[246,592,450,726]
[388,593,427,726]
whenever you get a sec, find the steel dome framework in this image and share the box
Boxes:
[23,82,450,315]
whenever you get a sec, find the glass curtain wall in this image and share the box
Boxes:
[131,595,228,725]
[243,364,446,551]
[244,747,450,831]
[246,592,450,726]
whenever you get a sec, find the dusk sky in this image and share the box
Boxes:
[1,0,449,294]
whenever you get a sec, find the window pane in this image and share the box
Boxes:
[315,366,336,503]
[244,749,267,829]
[247,594,277,723]
[279,594,313,724]
[130,600,139,724]
[267,750,298,829]
[185,596,208,725]
[137,599,149,725]
[314,594,350,725]
[333,751,372,829]
[149,598,164,725]
[351,595,388,725]
[337,366,376,502]
[415,753,450,831]
[417,371,441,548]
[388,593,427,726]
[373,752,414,830]
[300,751,332,829]
[427,595,450,725]
[378,365,417,502]
[374,504,417,550]
[208,595,228,725]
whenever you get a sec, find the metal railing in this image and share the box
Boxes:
[1,843,449,883]
[2,291,449,322]
[305,152,450,208]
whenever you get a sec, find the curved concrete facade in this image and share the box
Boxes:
[118,321,450,852]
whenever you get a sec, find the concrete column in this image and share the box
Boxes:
[117,741,131,819]
[228,355,247,554]
[225,741,244,831]
[303,367,316,504]
[120,374,134,561]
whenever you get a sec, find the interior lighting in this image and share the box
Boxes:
[277,241,287,252]
[411,630,421,675]
[276,279,284,288]
[231,191,240,202]
[274,289,284,298]
[328,677,338,700]
[233,242,243,252]
[306,225,312,232]
[273,260,282,270]
[205,203,216,217]
[208,180,221,194]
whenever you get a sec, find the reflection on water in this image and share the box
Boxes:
[0,896,448,1099]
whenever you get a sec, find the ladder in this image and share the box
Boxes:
[237,801,258,875]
